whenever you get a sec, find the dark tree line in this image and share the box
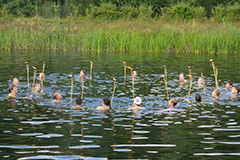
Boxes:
[0,0,240,18]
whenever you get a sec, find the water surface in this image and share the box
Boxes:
[0,52,240,159]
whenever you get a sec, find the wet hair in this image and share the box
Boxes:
[34,83,40,87]
[195,94,202,102]
[53,92,60,99]
[103,97,111,110]
[169,98,177,106]
[213,89,221,96]
[227,81,233,86]
[75,97,82,105]
[80,70,86,75]
[8,85,16,93]
[12,77,18,82]
[233,86,240,93]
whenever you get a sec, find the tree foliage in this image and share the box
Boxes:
[0,0,240,19]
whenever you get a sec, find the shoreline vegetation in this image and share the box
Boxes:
[1,1,240,54]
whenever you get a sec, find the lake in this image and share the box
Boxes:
[0,51,240,159]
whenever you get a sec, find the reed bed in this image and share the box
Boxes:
[0,18,240,54]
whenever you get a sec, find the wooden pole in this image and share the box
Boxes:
[31,66,37,97]
[90,61,93,80]
[69,75,74,103]
[25,62,29,88]
[111,78,117,108]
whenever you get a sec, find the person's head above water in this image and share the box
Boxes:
[103,97,111,108]
[231,86,240,96]
[12,77,19,86]
[198,77,203,87]
[212,89,221,98]
[133,97,142,107]
[226,81,233,90]
[80,70,86,79]
[169,98,177,107]
[34,83,41,93]
[75,97,83,105]
[179,73,185,82]
[9,85,18,93]
[96,97,111,111]
[52,92,62,103]
[8,85,18,98]
[195,94,202,102]
[132,70,137,78]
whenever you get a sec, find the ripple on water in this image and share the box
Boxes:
[131,136,149,140]
[111,144,176,147]
[114,149,132,152]
[0,145,59,149]
[132,130,150,134]
[18,133,43,137]
[83,135,103,139]
[194,153,240,156]
[80,140,94,143]
[198,125,221,128]
[36,134,64,138]
[69,145,101,149]
[18,155,85,160]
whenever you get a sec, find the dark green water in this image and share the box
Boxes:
[0,52,240,160]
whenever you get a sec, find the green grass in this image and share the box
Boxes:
[0,17,240,54]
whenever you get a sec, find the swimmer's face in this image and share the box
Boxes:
[231,87,238,95]
[198,78,203,85]
[35,84,41,92]
[13,78,19,85]
[133,71,137,78]
[212,90,217,98]
[80,71,85,78]
[12,86,18,93]
[226,83,232,90]
[179,74,185,81]
[57,93,62,99]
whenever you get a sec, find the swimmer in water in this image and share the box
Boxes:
[96,97,111,111]
[8,85,18,98]
[226,81,233,90]
[71,97,84,109]
[195,94,202,102]
[169,98,177,107]
[34,83,41,93]
[80,70,86,79]
[128,97,145,110]
[12,77,19,86]
[198,77,203,87]
[39,73,45,82]
[212,89,221,99]
[179,73,186,85]
[52,92,62,103]
[231,86,240,97]
[132,70,137,79]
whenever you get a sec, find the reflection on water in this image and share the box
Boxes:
[0,52,240,159]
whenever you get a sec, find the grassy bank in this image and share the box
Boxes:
[1,17,240,54]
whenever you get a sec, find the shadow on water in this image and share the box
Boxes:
[0,51,240,159]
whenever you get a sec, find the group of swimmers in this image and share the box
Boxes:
[7,67,240,112]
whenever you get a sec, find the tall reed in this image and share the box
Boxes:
[1,18,240,54]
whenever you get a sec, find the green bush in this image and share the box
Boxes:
[86,3,119,20]
[212,5,225,22]
[226,4,240,21]
[162,3,194,21]
[138,6,153,19]
[0,4,12,19]
[194,6,206,21]
[120,6,139,20]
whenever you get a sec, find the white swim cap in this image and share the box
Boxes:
[134,97,142,105]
